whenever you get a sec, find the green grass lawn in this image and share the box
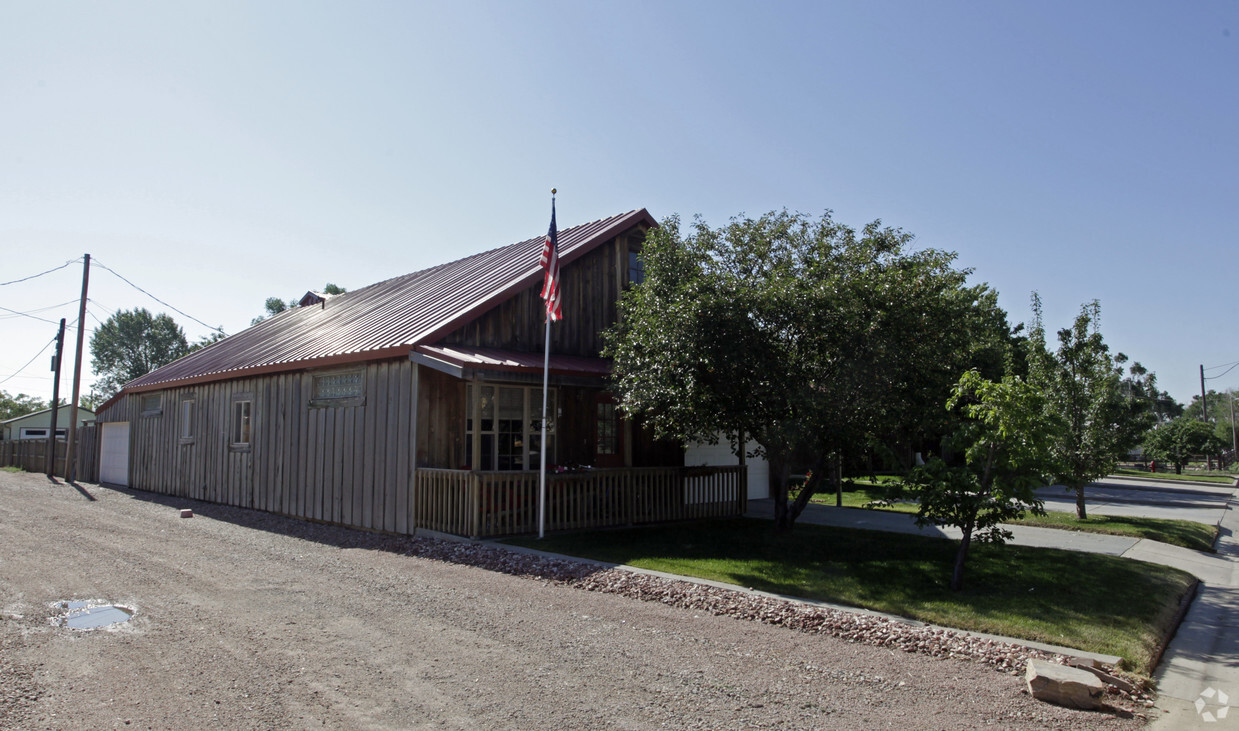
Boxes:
[806,483,1220,552]
[0,466,22,473]
[510,518,1195,675]
[1113,468,1236,484]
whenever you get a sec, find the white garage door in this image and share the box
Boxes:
[99,422,130,487]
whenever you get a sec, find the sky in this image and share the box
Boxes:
[1,1,1236,409]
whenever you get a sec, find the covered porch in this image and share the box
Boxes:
[411,345,749,538]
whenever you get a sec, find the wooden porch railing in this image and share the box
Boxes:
[414,465,747,539]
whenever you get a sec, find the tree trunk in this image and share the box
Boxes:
[951,526,972,591]
[1075,484,1087,520]
[770,451,792,532]
[835,453,844,507]
[777,455,828,533]
[1175,463,1183,475]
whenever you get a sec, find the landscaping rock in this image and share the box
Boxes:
[1026,659,1105,710]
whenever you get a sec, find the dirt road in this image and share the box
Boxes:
[0,470,1137,729]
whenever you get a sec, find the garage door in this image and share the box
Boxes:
[99,422,130,487]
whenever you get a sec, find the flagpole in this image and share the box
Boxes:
[538,189,557,539]
[539,296,551,539]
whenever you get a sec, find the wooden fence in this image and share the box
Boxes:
[414,465,747,538]
[0,424,99,482]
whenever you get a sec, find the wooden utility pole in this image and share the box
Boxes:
[1201,364,1209,422]
[64,255,90,482]
[45,318,66,477]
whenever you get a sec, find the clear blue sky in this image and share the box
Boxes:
[2,1,1236,407]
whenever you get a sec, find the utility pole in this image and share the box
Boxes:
[1200,364,1209,423]
[45,318,66,477]
[64,255,90,483]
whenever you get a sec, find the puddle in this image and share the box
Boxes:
[52,600,135,629]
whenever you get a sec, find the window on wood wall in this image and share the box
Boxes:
[310,370,365,407]
[179,396,195,443]
[231,398,252,448]
[466,384,556,470]
[596,402,619,455]
[627,248,645,285]
[141,393,162,415]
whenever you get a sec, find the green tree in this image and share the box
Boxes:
[190,328,228,352]
[90,308,190,398]
[604,210,1005,532]
[908,369,1056,591]
[0,390,47,421]
[1143,417,1228,474]
[1028,296,1144,519]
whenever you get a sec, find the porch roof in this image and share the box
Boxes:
[412,344,611,380]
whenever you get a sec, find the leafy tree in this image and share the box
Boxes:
[90,308,190,398]
[908,369,1055,590]
[0,391,47,422]
[1028,296,1144,519]
[1116,357,1182,425]
[251,283,346,325]
[190,328,228,352]
[604,210,1006,532]
[1143,417,1228,474]
[1184,389,1228,424]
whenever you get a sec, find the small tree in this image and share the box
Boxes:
[90,308,190,398]
[1028,296,1143,519]
[908,369,1055,591]
[1143,417,1227,474]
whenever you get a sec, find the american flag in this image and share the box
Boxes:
[539,200,562,322]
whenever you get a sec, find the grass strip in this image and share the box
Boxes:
[509,518,1194,675]
[808,486,1219,552]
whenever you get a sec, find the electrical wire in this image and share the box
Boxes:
[0,303,62,325]
[91,259,224,334]
[1204,362,1239,381]
[0,336,57,388]
[0,258,80,286]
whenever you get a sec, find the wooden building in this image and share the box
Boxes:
[95,209,751,538]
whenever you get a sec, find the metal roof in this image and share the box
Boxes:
[413,344,611,379]
[117,208,655,396]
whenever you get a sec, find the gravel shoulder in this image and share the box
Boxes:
[0,470,1143,729]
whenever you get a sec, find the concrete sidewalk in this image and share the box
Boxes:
[744,493,1239,727]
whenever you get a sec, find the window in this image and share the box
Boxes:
[627,249,645,285]
[141,393,162,415]
[231,399,252,447]
[311,371,364,406]
[466,385,556,470]
[180,396,196,442]
[596,402,619,455]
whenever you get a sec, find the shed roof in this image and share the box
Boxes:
[116,208,655,398]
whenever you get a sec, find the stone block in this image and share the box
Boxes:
[1026,659,1105,710]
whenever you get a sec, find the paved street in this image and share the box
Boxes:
[1036,476,1235,525]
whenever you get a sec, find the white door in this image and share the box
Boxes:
[99,422,130,487]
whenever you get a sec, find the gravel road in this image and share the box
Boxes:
[0,470,1143,729]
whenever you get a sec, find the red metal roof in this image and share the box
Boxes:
[118,208,654,395]
[413,344,611,378]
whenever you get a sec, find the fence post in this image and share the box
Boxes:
[469,472,481,539]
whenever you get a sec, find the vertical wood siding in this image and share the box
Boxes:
[95,359,416,533]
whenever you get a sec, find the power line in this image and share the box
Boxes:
[1204,362,1239,381]
[92,259,224,334]
[1204,360,1239,372]
[0,258,80,287]
[0,303,62,325]
[0,336,57,388]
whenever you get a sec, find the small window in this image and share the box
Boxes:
[141,393,162,415]
[627,249,645,285]
[231,399,252,447]
[19,428,48,439]
[310,371,365,407]
[596,402,619,455]
[180,396,196,442]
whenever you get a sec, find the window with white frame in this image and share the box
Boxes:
[466,384,556,470]
[231,398,252,448]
